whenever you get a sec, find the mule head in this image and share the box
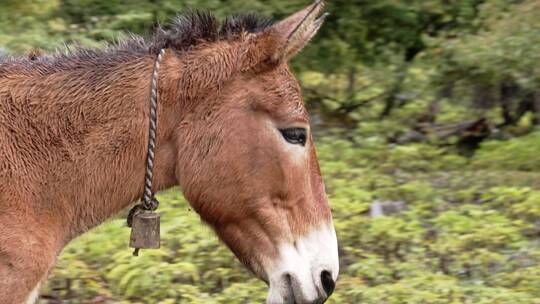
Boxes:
[172,1,338,303]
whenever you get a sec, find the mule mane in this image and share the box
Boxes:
[0,11,273,76]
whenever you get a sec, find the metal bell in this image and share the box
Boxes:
[129,211,160,255]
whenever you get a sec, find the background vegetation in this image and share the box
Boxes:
[2,0,540,303]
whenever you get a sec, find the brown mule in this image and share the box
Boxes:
[0,1,338,303]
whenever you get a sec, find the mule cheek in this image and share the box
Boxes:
[214,216,282,281]
[308,142,333,222]
[276,133,333,235]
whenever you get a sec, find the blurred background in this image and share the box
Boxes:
[2,0,540,303]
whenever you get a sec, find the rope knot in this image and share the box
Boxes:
[143,196,160,211]
[126,196,160,227]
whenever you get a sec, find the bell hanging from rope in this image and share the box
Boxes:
[129,210,160,256]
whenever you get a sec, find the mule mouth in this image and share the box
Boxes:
[285,273,296,303]
[264,223,339,304]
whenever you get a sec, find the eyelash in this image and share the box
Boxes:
[279,128,307,146]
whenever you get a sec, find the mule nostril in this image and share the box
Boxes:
[320,270,335,297]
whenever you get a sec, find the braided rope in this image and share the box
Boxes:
[127,48,165,227]
[142,48,166,211]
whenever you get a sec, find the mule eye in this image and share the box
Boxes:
[280,128,307,146]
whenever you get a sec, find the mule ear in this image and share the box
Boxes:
[273,0,328,60]
[242,0,327,70]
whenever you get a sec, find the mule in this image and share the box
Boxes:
[0,1,338,303]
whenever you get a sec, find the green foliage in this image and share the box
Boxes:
[473,131,540,171]
[435,0,540,88]
[44,191,268,303]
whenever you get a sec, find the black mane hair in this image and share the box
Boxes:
[152,10,273,54]
[0,10,274,75]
